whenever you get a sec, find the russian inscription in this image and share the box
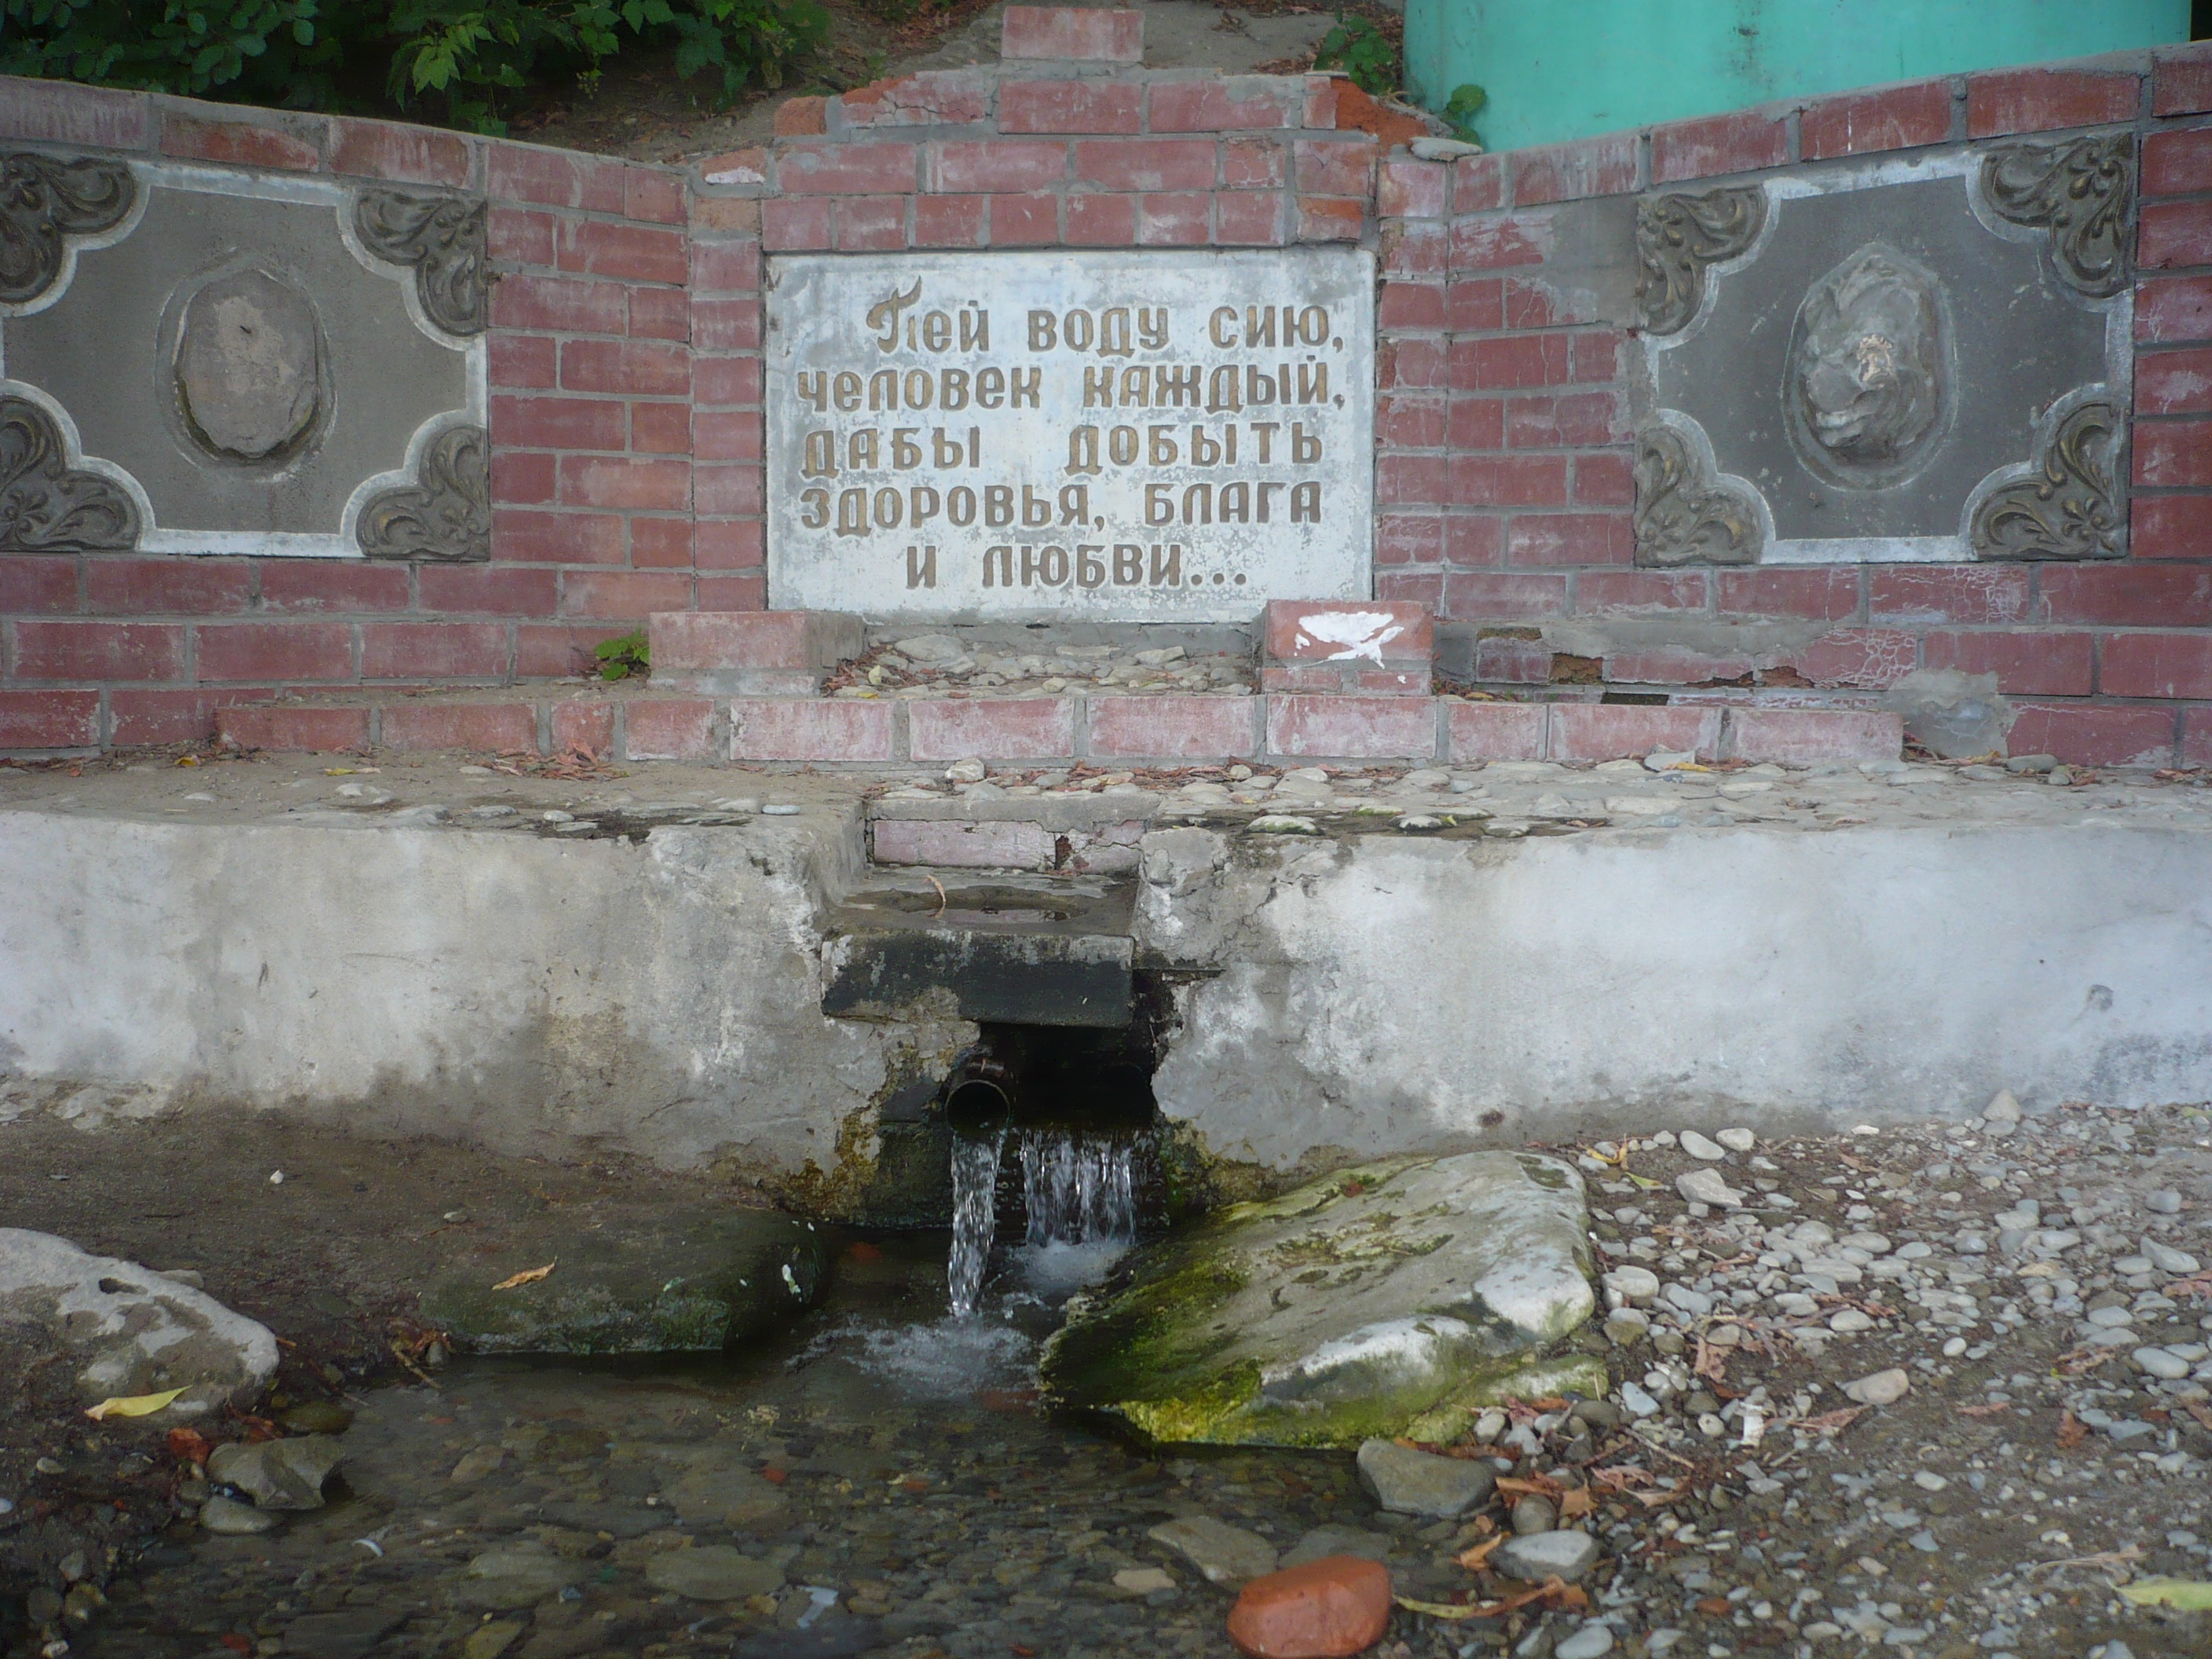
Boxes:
[766,250,1375,617]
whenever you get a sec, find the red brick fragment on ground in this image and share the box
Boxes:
[1226,1555,1393,1658]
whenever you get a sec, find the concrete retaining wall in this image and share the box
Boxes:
[5,804,2210,1204]
[1138,823,2212,1164]
[0,808,967,1196]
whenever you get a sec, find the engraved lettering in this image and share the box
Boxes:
[802,430,838,478]
[837,487,869,537]
[1291,480,1321,522]
[906,543,936,587]
[1137,308,1168,351]
[1010,368,1040,408]
[1066,425,1102,475]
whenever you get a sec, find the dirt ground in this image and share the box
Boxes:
[5,1097,2212,1658]
[515,0,1393,163]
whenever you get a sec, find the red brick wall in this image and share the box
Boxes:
[1404,48,2212,767]
[9,43,2212,765]
[0,79,699,749]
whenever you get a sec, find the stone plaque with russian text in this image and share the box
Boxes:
[764,249,1375,618]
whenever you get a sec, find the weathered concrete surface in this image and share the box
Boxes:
[1137,823,2212,1166]
[0,802,969,1208]
[5,757,2212,1198]
[420,1203,830,1355]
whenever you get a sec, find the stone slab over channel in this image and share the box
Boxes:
[2,757,2210,1199]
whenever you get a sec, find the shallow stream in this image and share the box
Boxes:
[76,1227,1406,1659]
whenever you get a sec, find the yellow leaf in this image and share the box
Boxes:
[85,1386,185,1420]
[2119,1578,2212,1610]
[492,1260,556,1291]
[324,767,357,775]
[1394,1597,1485,1621]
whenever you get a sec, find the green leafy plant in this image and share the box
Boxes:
[595,629,650,682]
[1,1,331,99]
[1441,82,1486,147]
[1313,13,1398,99]
[1,0,830,134]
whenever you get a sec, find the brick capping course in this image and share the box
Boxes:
[207,683,1901,768]
[5,31,2212,766]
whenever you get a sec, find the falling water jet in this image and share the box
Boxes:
[947,1127,1005,1318]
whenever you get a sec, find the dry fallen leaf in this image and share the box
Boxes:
[492,1260,557,1291]
[85,1386,185,1421]
[1454,1534,1503,1571]
[2056,1409,2087,1449]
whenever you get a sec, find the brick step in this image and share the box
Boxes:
[215,688,1901,768]
[868,790,1156,872]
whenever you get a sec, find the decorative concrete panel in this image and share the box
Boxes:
[764,248,1375,620]
[1635,139,2132,566]
[0,158,485,559]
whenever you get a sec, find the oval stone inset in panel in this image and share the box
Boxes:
[1784,241,1952,492]
[175,269,320,462]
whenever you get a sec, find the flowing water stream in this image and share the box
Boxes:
[948,1126,1140,1318]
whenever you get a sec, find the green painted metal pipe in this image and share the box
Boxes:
[1401,0,2189,155]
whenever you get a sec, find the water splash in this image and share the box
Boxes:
[947,1127,1005,1317]
[950,1126,1140,1318]
[1016,1128,1136,1246]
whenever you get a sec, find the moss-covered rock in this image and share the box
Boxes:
[421,1204,829,1356]
[1039,1151,1602,1448]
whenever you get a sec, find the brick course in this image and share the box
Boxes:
[2,44,2207,766]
